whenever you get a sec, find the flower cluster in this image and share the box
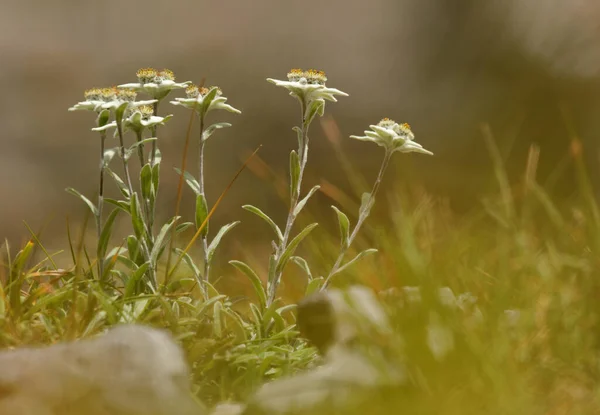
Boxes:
[351,118,433,155]
[267,68,348,104]
[119,67,189,100]
[170,84,240,115]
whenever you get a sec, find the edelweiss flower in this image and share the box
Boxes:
[92,104,172,133]
[99,87,157,111]
[267,69,348,103]
[170,85,241,115]
[68,87,123,112]
[351,118,433,155]
[119,68,190,100]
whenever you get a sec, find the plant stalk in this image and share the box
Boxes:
[322,150,392,290]
[267,98,310,306]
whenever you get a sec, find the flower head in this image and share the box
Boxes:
[69,86,120,112]
[92,104,172,133]
[170,85,240,115]
[267,68,348,104]
[350,118,433,155]
[120,67,190,100]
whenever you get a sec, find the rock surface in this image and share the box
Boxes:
[0,324,205,415]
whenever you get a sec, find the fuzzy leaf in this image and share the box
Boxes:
[331,205,350,248]
[276,223,318,274]
[66,188,98,217]
[195,194,209,236]
[106,168,130,198]
[124,262,150,298]
[290,256,313,280]
[150,216,180,264]
[332,248,378,277]
[140,164,152,201]
[103,147,119,167]
[293,185,320,216]
[97,208,121,266]
[359,192,374,218]
[129,193,145,240]
[174,167,201,195]
[104,198,130,213]
[202,122,232,142]
[213,301,223,338]
[229,260,267,310]
[242,205,283,242]
[207,221,240,262]
[289,150,300,198]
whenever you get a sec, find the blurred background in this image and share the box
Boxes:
[2,0,600,251]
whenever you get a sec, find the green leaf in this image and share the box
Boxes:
[200,87,220,115]
[229,260,267,310]
[207,221,240,262]
[106,168,130,198]
[97,208,121,267]
[292,126,303,150]
[151,163,160,197]
[304,99,325,126]
[124,262,150,298]
[195,194,209,236]
[332,248,378,277]
[242,205,283,242]
[289,150,300,198]
[104,198,130,213]
[127,137,157,156]
[331,206,350,248]
[305,277,324,295]
[130,193,145,240]
[213,301,223,338]
[154,148,162,164]
[150,216,180,264]
[276,223,318,274]
[66,188,98,217]
[140,164,152,201]
[293,185,320,216]
[174,168,201,195]
[174,248,201,282]
[103,147,119,167]
[202,122,232,142]
[97,109,111,127]
[115,101,129,122]
[290,256,313,280]
[126,235,142,264]
[359,192,374,218]
[175,222,194,234]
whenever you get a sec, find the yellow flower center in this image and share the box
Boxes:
[136,68,159,84]
[100,87,118,102]
[186,84,199,98]
[159,69,175,81]
[117,88,137,102]
[137,105,154,120]
[84,88,102,101]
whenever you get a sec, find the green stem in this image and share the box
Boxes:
[198,114,210,299]
[150,101,159,166]
[267,97,310,306]
[97,131,106,280]
[321,150,393,290]
[116,116,157,290]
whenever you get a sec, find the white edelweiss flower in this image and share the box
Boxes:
[351,118,433,156]
[170,85,241,115]
[68,87,120,113]
[119,68,190,100]
[267,68,348,103]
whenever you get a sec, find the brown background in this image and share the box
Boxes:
[2,0,600,252]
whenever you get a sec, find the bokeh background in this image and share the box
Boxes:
[2,0,600,251]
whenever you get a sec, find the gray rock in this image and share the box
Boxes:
[0,324,205,415]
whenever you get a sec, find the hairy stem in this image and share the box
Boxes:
[267,98,309,306]
[97,131,106,280]
[198,114,210,299]
[116,117,157,290]
[150,101,159,166]
[321,150,393,290]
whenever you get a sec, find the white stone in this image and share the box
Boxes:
[0,324,205,415]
